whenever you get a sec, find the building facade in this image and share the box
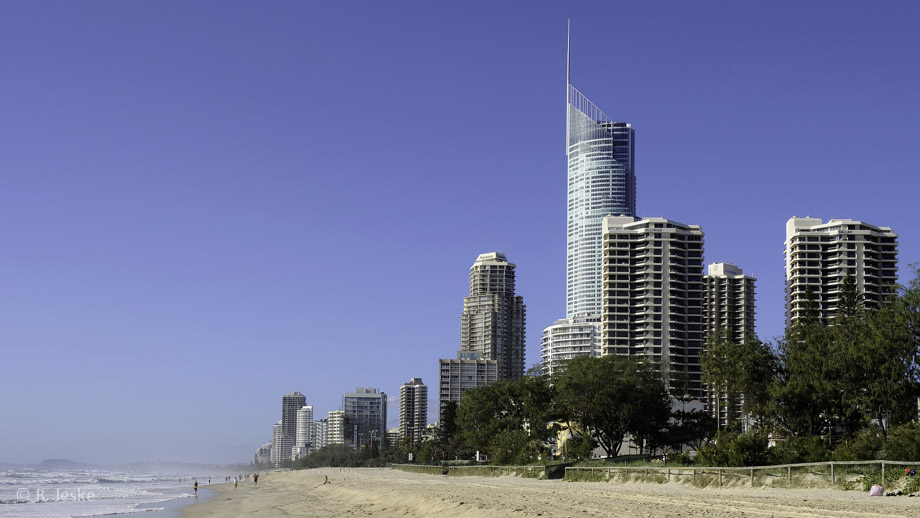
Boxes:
[703,262,757,427]
[294,405,314,459]
[398,378,428,443]
[566,50,636,319]
[540,315,602,377]
[343,388,387,449]
[438,352,499,418]
[270,420,292,468]
[326,410,345,446]
[459,252,526,381]
[601,216,705,398]
[785,217,898,327]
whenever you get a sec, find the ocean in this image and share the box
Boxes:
[0,468,225,518]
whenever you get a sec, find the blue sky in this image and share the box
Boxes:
[1,1,918,465]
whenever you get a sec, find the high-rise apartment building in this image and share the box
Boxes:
[438,352,500,418]
[398,378,428,443]
[459,252,526,381]
[566,28,636,319]
[294,405,313,459]
[270,421,292,468]
[326,410,345,446]
[703,262,756,427]
[785,217,898,327]
[343,388,387,449]
[439,252,524,418]
[313,419,327,451]
[704,263,756,345]
[540,315,601,377]
[273,391,305,463]
[601,216,705,397]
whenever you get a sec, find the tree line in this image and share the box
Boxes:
[296,267,920,468]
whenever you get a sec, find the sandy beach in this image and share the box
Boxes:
[181,467,920,517]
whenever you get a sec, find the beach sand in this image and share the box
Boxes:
[182,467,920,517]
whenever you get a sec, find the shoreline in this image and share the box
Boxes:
[179,467,920,517]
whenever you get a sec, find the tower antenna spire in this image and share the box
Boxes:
[566,19,571,151]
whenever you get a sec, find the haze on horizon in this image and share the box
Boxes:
[1,1,918,465]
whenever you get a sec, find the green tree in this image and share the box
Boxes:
[553,355,670,458]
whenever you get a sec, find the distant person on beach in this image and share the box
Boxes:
[253,474,259,485]
[194,480,198,495]
[234,477,238,489]
[208,476,210,485]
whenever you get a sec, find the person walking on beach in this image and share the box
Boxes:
[253,473,259,485]
[234,476,238,489]
[193,480,198,495]
[208,476,210,485]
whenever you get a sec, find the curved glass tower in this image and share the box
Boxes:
[565,29,636,319]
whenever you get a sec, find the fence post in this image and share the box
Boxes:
[667,468,670,482]
[718,469,722,487]
[750,468,754,486]
[882,462,886,484]
[645,468,648,482]
[831,462,835,484]
[607,467,611,479]
[787,466,792,482]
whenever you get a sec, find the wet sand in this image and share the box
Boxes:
[181,467,920,517]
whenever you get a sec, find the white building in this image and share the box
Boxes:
[785,217,898,327]
[313,419,328,451]
[294,405,313,459]
[601,216,705,398]
[540,315,601,377]
[326,410,345,446]
[398,378,428,443]
[270,421,292,468]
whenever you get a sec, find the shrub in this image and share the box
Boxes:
[696,430,770,467]
[769,436,831,464]
[885,422,920,461]
[834,430,883,461]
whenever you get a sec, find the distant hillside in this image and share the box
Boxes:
[38,459,97,470]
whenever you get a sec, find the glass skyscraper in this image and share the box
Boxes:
[566,70,636,318]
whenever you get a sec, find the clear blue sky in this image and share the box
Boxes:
[1,1,918,465]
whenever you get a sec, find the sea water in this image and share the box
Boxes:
[0,468,220,517]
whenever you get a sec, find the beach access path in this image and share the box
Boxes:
[181,467,920,517]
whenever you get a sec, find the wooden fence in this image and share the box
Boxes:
[565,460,920,488]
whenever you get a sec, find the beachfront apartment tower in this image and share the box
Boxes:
[398,378,428,443]
[293,405,314,459]
[601,216,705,398]
[312,419,328,451]
[270,421,293,468]
[459,252,526,381]
[326,410,345,446]
[703,262,757,427]
[566,24,636,320]
[438,352,499,419]
[343,388,387,449]
[540,315,602,377]
[785,217,898,328]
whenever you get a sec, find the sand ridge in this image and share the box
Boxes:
[181,467,920,517]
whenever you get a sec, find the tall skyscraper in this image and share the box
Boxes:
[601,216,705,398]
[398,378,428,443]
[540,315,601,377]
[459,252,526,380]
[343,388,387,449]
[785,217,898,327]
[276,391,306,463]
[439,252,524,418]
[566,24,636,319]
[294,405,314,459]
[703,262,756,427]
